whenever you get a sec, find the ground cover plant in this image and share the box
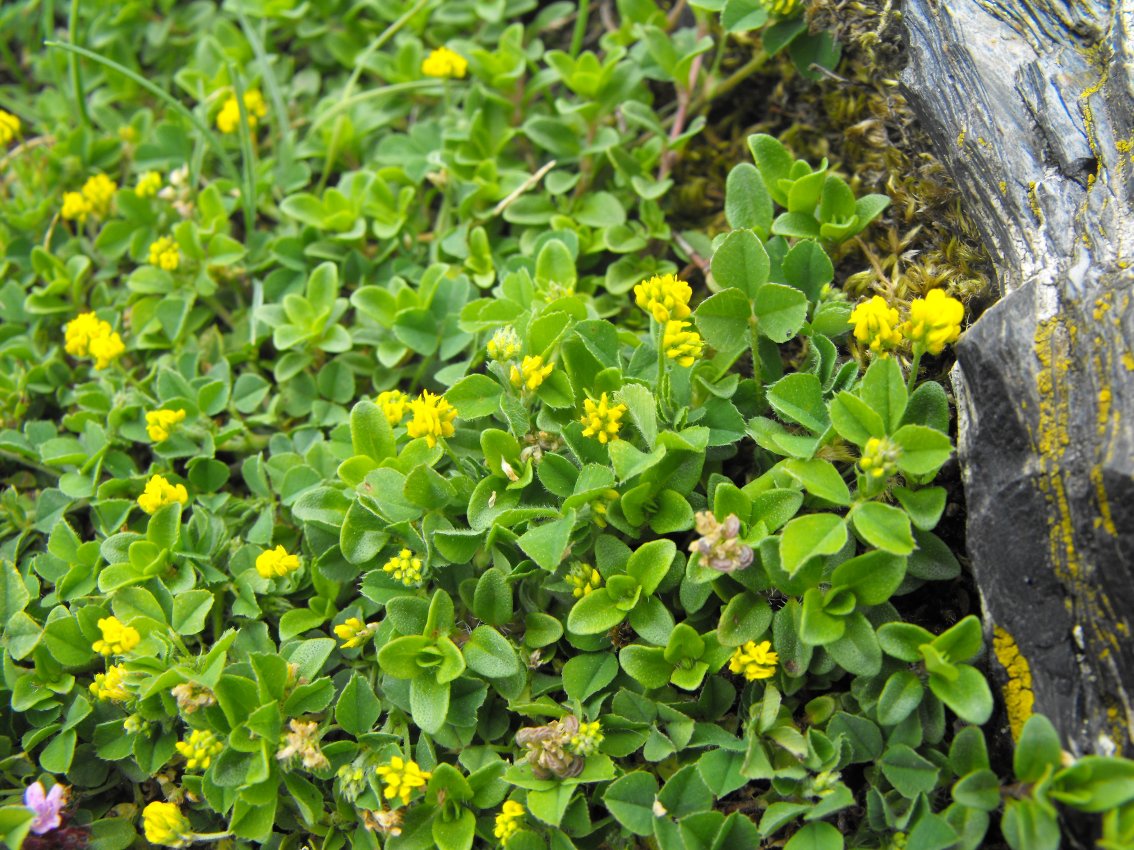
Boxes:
[1,1,1133,849]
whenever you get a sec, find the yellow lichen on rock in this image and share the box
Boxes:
[992,626,1035,741]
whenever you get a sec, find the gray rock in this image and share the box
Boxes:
[900,0,1134,755]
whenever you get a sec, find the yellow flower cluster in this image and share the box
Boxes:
[728,640,778,681]
[375,756,431,806]
[761,0,801,15]
[859,436,901,480]
[377,389,409,426]
[176,729,224,770]
[0,110,19,144]
[146,408,186,442]
[142,801,192,848]
[421,46,468,79]
[565,563,603,598]
[137,474,189,515]
[634,273,692,323]
[569,719,604,755]
[334,617,377,649]
[216,89,267,134]
[850,296,902,357]
[90,664,130,701]
[851,290,965,358]
[662,320,704,367]
[62,173,119,223]
[406,390,458,447]
[383,548,424,586]
[93,616,140,656]
[256,545,301,579]
[903,289,965,355]
[589,489,619,529]
[510,355,554,392]
[486,326,521,361]
[494,800,525,842]
[580,393,627,444]
[135,171,162,198]
[64,312,126,370]
[148,236,180,271]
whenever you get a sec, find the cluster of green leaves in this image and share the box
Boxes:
[1,2,1131,850]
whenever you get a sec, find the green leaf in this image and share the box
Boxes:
[779,513,846,575]
[828,391,885,446]
[892,425,953,476]
[725,163,773,234]
[0,562,30,623]
[336,673,381,737]
[171,590,214,636]
[754,283,809,343]
[464,626,521,678]
[928,663,993,725]
[657,764,713,818]
[877,622,935,662]
[523,612,563,648]
[517,512,576,572]
[851,502,915,555]
[767,373,828,433]
[781,240,833,302]
[694,288,752,352]
[567,589,626,635]
[782,458,851,506]
[721,0,769,32]
[1002,798,1061,850]
[711,230,769,298]
[350,400,395,462]
[562,652,619,700]
[626,539,676,596]
[1014,714,1063,783]
[953,769,1002,812]
[604,772,659,836]
[748,133,794,206]
[410,676,450,735]
[860,357,907,432]
[1051,756,1134,812]
[877,670,925,726]
[784,821,844,850]
[432,807,475,850]
[880,744,940,798]
[893,486,947,531]
[718,593,773,647]
[619,645,672,689]
[831,550,906,605]
[800,588,846,645]
[932,615,984,663]
[826,612,882,677]
[472,568,513,627]
[445,374,503,420]
[617,384,658,449]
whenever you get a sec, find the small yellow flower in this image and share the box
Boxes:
[256,545,301,579]
[376,390,409,426]
[383,548,424,587]
[850,295,902,357]
[61,191,92,224]
[487,326,521,361]
[81,173,118,219]
[421,46,468,79]
[0,110,20,145]
[216,89,268,134]
[579,393,627,444]
[761,0,801,15]
[728,640,778,681]
[334,617,377,649]
[90,664,130,702]
[569,720,604,755]
[859,436,901,480]
[176,729,224,770]
[142,801,192,847]
[662,320,704,367]
[902,289,965,355]
[89,330,125,369]
[405,390,458,447]
[64,312,106,358]
[93,617,141,656]
[510,355,554,392]
[137,474,189,515]
[589,489,619,529]
[375,756,432,806]
[135,171,162,198]
[565,562,603,598]
[146,408,187,442]
[494,800,525,842]
[148,236,180,271]
[634,273,692,323]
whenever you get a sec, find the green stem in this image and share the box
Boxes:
[67,0,90,126]
[907,348,923,393]
[0,449,61,479]
[749,319,764,402]
[570,0,590,57]
[684,49,769,120]
[237,13,293,182]
[227,64,258,238]
[44,42,242,190]
[307,80,444,134]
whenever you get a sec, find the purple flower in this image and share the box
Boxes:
[24,781,66,835]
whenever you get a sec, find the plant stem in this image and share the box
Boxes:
[68,0,90,126]
[570,0,589,57]
[907,348,923,392]
[684,49,769,119]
